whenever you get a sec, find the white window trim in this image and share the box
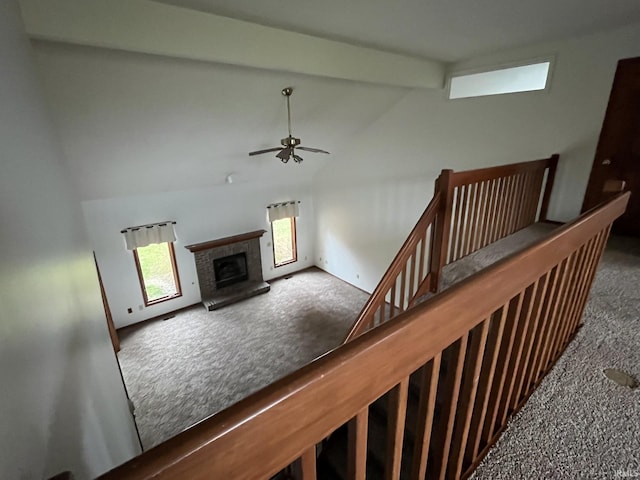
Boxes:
[446,55,556,100]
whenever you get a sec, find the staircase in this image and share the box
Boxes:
[345,155,559,343]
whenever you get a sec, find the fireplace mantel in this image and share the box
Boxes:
[186,229,269,310]
[184,229,266,253]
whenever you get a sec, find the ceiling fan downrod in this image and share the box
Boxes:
[282,87,293,138]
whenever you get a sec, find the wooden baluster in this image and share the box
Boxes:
[411,354,442,480]
[430,335,468,480]
[502,175,519,237]
[550,245,588,358]
[483,178,497,246]
[399,264,407,312]
[348,408,369,480]
[559,238,595,345]
[504,174,520,235]
[480,292,524,444]
[530,258,569,385]
[520,264,560,396]
[539,154,559,222]
[510,173,524,233]
[547,251,581,362]
[509,273,550,410]
[492,176,509,241]
[389,284,397,318]
[447,320,490,479]
[385,378,409,480]
[417,235,426,286]
[470,180,485,253]
[371,304,379,328]
[566,238,597,334]
[473,181,490,251]
[519,171,532,228]
[516,172,532,230]
[527,169,545,224]
[479,179,496,250]
[513,172,527,231]
[489,177,507,244]
[464,307,508,464]
[567,229,608,335]
[453,185,467,262]
[408,252,417,301]
[530,169,545,224]
[463,182,478,257]
[496,280,539,426]
[536,255,573,379]
[522,169,537,226]
[378,297,386,325]
[562,229,607,347]
[300,447,317,480]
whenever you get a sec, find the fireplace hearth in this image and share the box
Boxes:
[185,230,270,310]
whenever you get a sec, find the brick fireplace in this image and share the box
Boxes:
[185,230,270,310]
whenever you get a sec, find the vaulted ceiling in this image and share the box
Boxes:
[157,0,640,61]
[24,0,640,201]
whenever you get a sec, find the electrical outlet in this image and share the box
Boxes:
[127,307,133,314]
[138,305,143,311]
[356,274,360,279]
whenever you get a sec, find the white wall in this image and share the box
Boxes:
[0,2,140,478]
[83,183,316,328]
[314,22,640,292]
[30,39,402,329]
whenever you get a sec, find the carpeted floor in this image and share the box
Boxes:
[117,267,368,449]
[471,235,640,479]
[119,235,640,476]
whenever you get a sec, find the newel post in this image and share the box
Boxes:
[539,153,559,222]
[429,169,454,293]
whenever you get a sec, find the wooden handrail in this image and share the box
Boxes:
[345,154,559,343]
[100,192,629,480]
[344,191,441,342]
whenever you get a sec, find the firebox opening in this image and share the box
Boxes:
[213,252,248,289]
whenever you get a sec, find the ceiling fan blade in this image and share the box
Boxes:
[276,147,292,160]
[297,146,330,154]
[293,154,304,163]
[249,147,283,156]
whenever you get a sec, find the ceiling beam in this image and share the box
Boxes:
[18,0,445,89]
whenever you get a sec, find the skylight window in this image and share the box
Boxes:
[448,60,552,99]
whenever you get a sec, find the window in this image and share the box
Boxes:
[448,59,552,99]
[271,217,297,267]
[133,241,182,306]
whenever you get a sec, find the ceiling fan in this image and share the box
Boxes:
[249,87,330,164]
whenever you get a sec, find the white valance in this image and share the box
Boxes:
[121,221,177,250]
[266,201,300,223]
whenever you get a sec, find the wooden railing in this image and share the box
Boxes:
[346,154,559,342]
[439,155,558,267]
[344,192,441,342]
[100,192,629,480]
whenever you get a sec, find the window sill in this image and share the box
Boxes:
[145,292,182,307]
[274,259,297,268]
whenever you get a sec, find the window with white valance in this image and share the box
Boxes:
[266,201,300,223]
[121,221,177,250]
[121,221,182,306]
[266,201,299,267]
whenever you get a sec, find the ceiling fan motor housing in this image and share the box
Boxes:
[281,136,301,147]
